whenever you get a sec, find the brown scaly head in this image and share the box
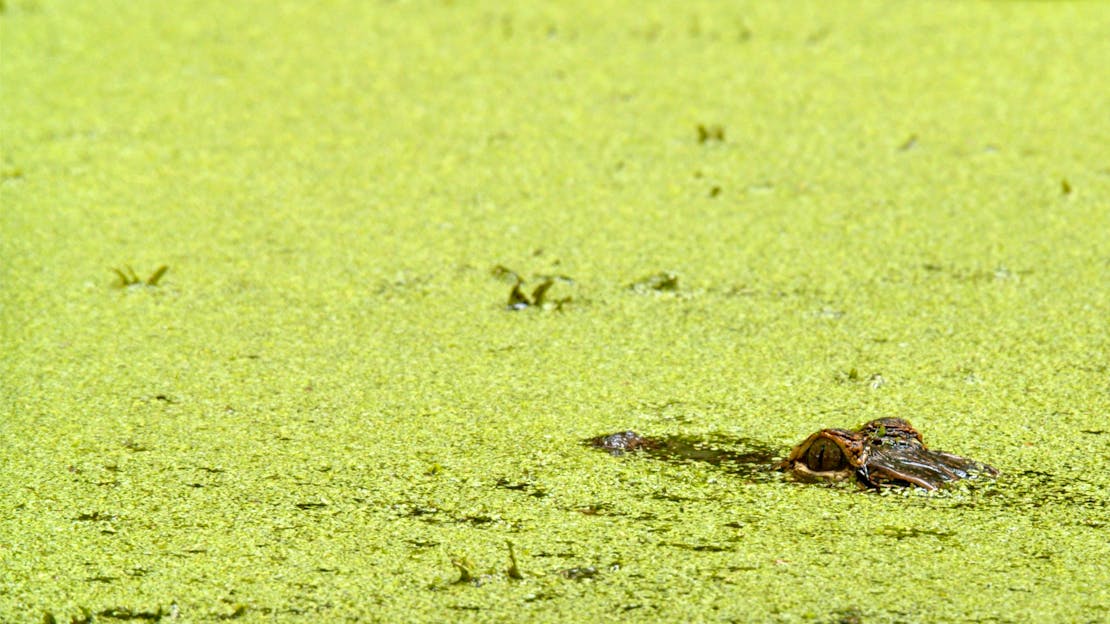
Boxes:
[780,418,999,490]
[857,418,998,490]
[858,417,923,447]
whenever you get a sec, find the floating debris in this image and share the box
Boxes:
[588,430,659,455]
[111,265,168,288]
[494,265,573,311]
[696,124,725,143]
[629,271,679,294]
[558,566,599,581]
[506,541,524,580]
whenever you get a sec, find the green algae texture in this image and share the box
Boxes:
[2,1,1108,622]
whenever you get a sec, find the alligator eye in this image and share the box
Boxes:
[806,438,849,472]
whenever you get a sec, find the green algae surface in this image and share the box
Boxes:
[2,1,1109,622]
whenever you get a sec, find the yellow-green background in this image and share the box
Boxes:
[2,1,1108,622]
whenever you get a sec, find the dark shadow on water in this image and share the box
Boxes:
[586,431,781,482]
[645,434,781,481]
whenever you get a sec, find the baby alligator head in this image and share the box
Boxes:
[778,418,998,490]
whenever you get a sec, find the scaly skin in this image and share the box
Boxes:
[779,418,998,490]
